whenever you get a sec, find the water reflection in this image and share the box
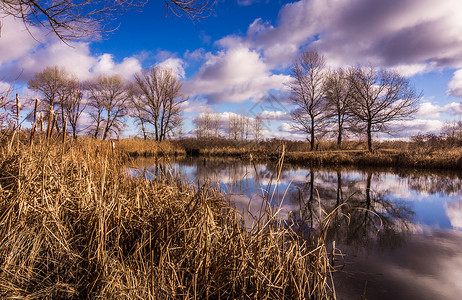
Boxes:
[289,170,415,252]
[446,201,462,229]
[129,157,462,299]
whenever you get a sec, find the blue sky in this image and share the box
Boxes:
[1,0,462,140]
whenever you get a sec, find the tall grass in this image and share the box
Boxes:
[0,137,336,299]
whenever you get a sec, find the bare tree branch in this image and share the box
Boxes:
[0,0,214,42]
[288,50,329,151]
[132,66,185,141]
[347,66,421,151]
[86,74,129,140]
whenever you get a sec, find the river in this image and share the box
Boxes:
[130,156,462,299]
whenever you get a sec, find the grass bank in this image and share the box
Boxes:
[0,137,336,299]
[174,138,462,170]
[282,149,462,170]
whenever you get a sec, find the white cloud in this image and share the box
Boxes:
[444,102,462,115]
[415,102,445,118]
[445,201,462,229]
[415,101,462,118]
[92,54,142,79]
[389,119,445,136]
[241,0,462,73]
[278,122,297,133]
[0,17,44,66]
[181,98,209,113]
[447,69,462,97]
[184,46,290,103]
[19,41,96,80]
[258,110,290,120]
[156,58,186,79]
[0,16,142,82]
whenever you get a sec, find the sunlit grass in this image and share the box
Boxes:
[0,136,337,299]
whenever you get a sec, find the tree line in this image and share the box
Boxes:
[23,65,186,141]
[288,50,421,152]
[193,110,264,142]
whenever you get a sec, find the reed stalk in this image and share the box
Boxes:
[0,138,336,299]
[15,93,20,130]
[46,105,53,139]
[62,121,67,143]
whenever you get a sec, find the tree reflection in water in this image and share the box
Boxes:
[290,170,415,252]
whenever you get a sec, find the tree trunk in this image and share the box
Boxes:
[367,121,372,152]
[337,127,342,149]
[336,171,342,206]
[72,125,77,139]
[310,118,315,151]
[141,119,147,140]
[154,123,159,141]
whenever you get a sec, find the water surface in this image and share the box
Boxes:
[130,157,462,299]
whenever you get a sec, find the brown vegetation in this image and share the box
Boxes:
[174,137,462,170]
[0,136,336,299]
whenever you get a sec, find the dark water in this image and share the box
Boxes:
[130,157,462,299]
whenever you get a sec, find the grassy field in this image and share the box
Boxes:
[0,135,337,299]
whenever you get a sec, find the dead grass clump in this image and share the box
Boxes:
[0,138,335,299]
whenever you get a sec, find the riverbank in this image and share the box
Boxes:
[177,147,462,171]
[0,137,335,299]
[114,137,459,170]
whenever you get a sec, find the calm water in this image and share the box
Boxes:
[130,157,462,299]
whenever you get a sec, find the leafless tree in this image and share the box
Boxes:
[0,0,214,42]
[323,68,352,149]
[253,115,263,141]
[128,83,149,139]
[86,74,128,140]
[87,93,105,138]
[194,108,220,138]
[242,112,251,140]
[62,79,86,139]
[347,66,420,152]
[228,113,240,140]
[133,66,185,141]
[28,66,72,131]
[288,50,328,151]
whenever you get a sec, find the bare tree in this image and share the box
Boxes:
[86,74,128,140]
[87,94,105,138]
[133,67,185,141]
[194,108,220,139]
[242,112,251,141]
[28,66,72,131]
[347,66,420,152]
[253,115,263,141]
[0,0,214,42]
[128,83,149,140]
[228,113,240,140]
[288,50,328,151]
[62,79,86,139]
[323,68,352,149]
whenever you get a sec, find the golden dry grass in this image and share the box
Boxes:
[0,137,336,299]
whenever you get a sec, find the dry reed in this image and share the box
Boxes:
[0,138,336,299]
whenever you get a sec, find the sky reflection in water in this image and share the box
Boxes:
[130,157,462,299]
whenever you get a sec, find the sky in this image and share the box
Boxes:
[1,0,462,140]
